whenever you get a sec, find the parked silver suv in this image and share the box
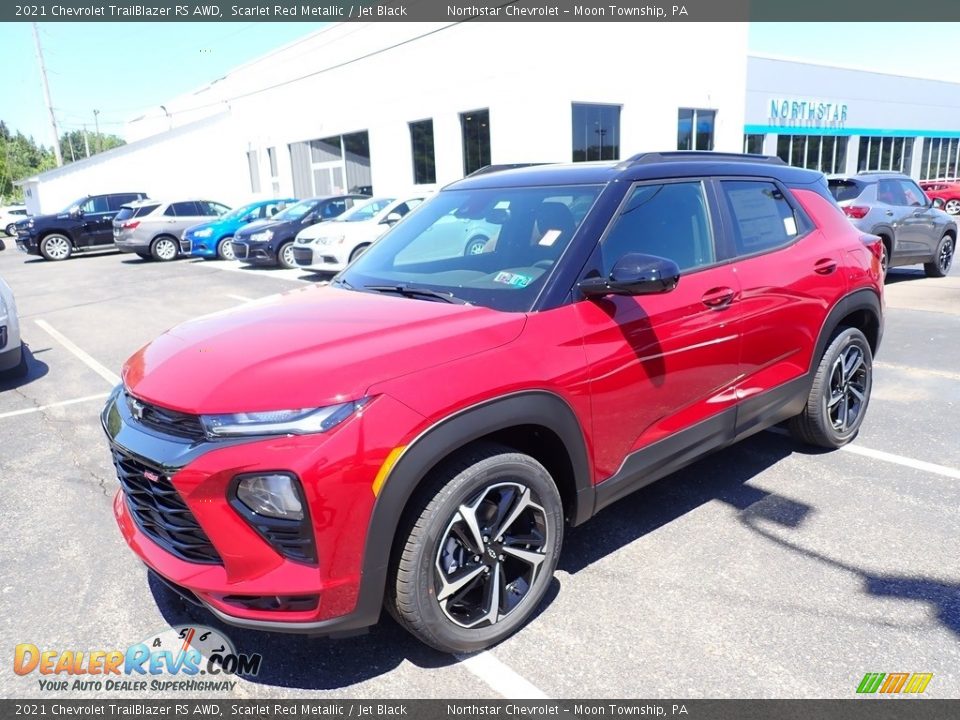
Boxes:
[828,172,956,277]
[113,199,230,261]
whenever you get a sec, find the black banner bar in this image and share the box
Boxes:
[3,700,960,720]
[7,0,960,23]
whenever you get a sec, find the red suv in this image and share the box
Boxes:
[102,153,883,652]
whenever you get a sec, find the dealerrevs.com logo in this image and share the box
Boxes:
[14,625,262,693]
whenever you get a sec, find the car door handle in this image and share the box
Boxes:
[814,258,838,275]
[702,287,736,309]
[885,210,894,216]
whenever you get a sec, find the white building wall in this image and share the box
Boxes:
[26,22,748,211]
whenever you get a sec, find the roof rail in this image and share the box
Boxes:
[466,163,548,177]
[856,170,905,176]
[617,151,787,169]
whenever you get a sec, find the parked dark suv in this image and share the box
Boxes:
[103,153,883,653]
[15,192,149,261]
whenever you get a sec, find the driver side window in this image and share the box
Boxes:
[601,182,714,274]
[81,197,109,214]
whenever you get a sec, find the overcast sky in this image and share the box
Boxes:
[3,22,959,147]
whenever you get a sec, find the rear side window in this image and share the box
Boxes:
[115,205,159,222]
[720,181,801,257]
[168,202,202,217]
[602,181,715,273]
[828,180,863,202]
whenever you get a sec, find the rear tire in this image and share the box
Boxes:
[387,443,563,653]
[945,199,960,215]
[789,327,873,448]
[136,252,151,260]
[150,236,179,262]
[924,234,954,278]
[39,234,72,261]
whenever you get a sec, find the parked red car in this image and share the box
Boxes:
[103,153,884,652]
[919,180,960,215]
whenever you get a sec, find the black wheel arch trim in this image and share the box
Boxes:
[812,287,882,365]
[338,390,594,634]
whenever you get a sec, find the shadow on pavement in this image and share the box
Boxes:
[0,344,49,391]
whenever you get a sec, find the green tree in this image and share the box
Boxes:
[0,124,56,203]
[59,129,125,162]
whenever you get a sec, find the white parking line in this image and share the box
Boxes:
[874,360,960,382]
[0,393,110,420]
[225,294,253,302]
[34,319,120,386]
[455,651,548,699]
[765,427,960,480]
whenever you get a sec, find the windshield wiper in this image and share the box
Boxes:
[362,284,468,304]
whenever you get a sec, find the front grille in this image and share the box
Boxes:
[0,326,7,349]
[112,447,221,564]
[179,239,191,254]
[127,393,205,441]
[232,242,248,259]
[292,247,313,265]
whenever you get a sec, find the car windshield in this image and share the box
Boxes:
[222,202,261,221]
[60,197,88,213]
[336,197,395,222]
[339,184,603,312]
[272,199,317,221]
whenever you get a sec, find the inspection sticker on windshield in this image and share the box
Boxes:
[493,271,533,288]
[538,229,562,247]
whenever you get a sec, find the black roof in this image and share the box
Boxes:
[447,152,825,190]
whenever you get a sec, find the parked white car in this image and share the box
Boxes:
[1,205,29,238]
[292,195,426,272]
[0,274,26,378]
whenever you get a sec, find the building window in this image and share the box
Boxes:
[743,134,764,155]
[246,150,261,193]
[288,131,372,197]
[857,136,913,174]
[409,119,436,185]
[267,147,279,194]
[572,103,621,162]
[460,109,491,176]
[775,134,848,174]
[920,137,960,180]
[678,108,716,151]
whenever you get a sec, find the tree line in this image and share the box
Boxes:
[0,120,125,204]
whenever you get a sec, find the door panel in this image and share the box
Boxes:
[576,268,742,479]
[78,197,113,247]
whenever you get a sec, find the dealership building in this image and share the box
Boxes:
[16,22,960,214]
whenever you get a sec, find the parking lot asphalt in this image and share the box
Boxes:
[0,246,958,700]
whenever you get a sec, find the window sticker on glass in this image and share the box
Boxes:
[493,271,533,287]
[538,229,562,247]
[783,216,797,236]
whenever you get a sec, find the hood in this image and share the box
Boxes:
[21,212,67,227]
[123,285,526,414]
[185,218,224,236]
[299,219,373,241]
[234,218,285,238]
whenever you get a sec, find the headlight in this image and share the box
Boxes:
[193,228,213,238]
[318,234,345,246]
[200,399,368,438]
[25,219,34,228]
[296,237,314,245]
[235,473,304,520]
[250,230,273,243]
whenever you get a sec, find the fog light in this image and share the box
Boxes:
[236,473,303,520]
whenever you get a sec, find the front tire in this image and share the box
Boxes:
[40,234,72,261]
[789,327,873,448]
[349,243,370,263]
[924,234,954,278]
[150,236,179,262]
[216,236,235,261]
[388,444,563,653]
[277,241,295,269]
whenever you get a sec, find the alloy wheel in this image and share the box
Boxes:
[155,239,177,261]
[938,238,954,274]
[219,238,235,261]
[434,482,549,629]
[280,243,295,268]
[945,199,960,215]
[826,344,868,433]
[44,236,71,260]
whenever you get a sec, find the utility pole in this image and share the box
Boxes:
[93,109,100,153]
[67,132,76,162]
[31,22,63,167]
[82,125,90,158]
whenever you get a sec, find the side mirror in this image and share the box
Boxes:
[579,253,680,298]
[932,198,945,210]
[242,213,256,223]
[69,205,82,218]
[382,212,403,226]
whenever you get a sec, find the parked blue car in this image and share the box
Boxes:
[180,198,297,260]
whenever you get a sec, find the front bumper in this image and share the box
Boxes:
[101,386,423,634]
[231,240,276,265]
[293,245,346,272]
[15,232,39,255]
[182,235,216,257]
